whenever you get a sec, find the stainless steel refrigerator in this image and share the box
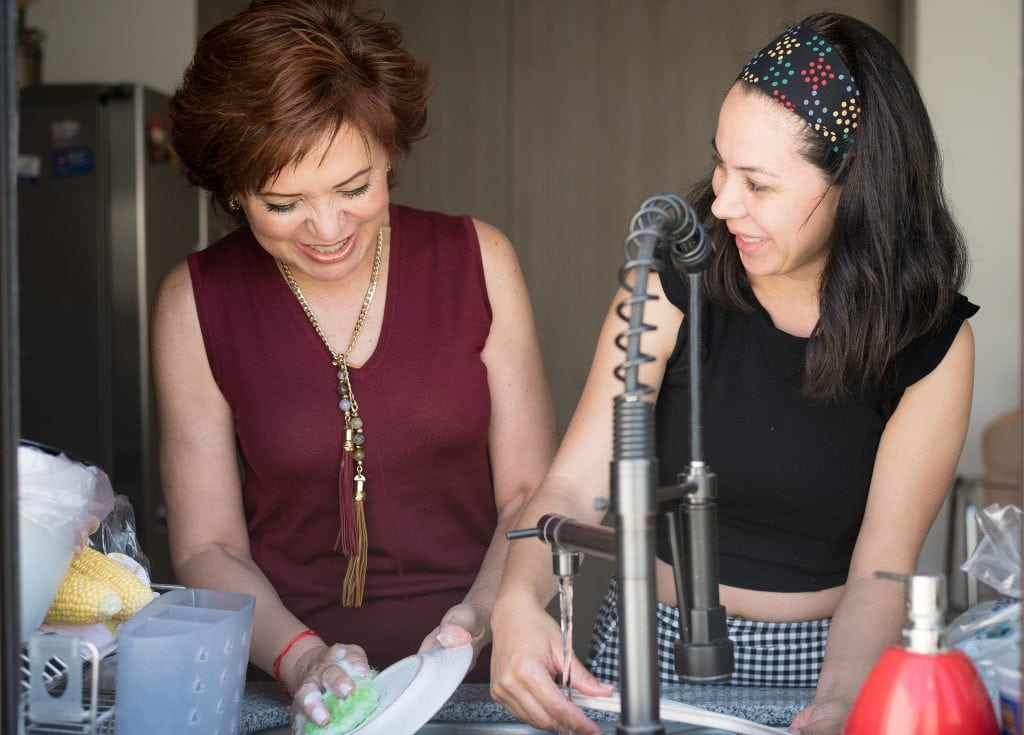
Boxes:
[17,83,201,582]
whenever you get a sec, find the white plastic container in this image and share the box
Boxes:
[114,587,255,735]
[18,514,76,642]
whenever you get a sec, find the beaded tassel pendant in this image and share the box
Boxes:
[335,355,368,607]
[279,227,382,611]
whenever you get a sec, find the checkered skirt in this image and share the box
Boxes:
[586,578,829,688]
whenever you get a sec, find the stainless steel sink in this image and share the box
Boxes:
[416,726,571,733]
[416,725,734,733]
[254,726,555,734]
[258,724,738,734]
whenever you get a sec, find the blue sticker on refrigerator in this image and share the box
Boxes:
[51,146,94,177]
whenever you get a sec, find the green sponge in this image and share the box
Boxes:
[303,676,379,735]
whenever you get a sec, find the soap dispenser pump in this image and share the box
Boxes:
[844,572,998,734]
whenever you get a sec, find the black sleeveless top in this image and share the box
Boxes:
[654,264,978,592]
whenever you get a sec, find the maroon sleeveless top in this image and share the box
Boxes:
[188,204,496,679]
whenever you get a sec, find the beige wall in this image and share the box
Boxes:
[25,0,195,96]
[910,0,1022,599]
[913,0,1022,477]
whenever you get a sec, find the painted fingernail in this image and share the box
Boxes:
[312,703,329,725]
[338,658,369,677]
[302,691,322,708]
[333,646,348,663]
[338,681,353,696]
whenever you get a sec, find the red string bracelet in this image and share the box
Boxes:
[272,628,318,694]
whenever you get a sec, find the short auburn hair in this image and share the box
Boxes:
[168,0,431,214]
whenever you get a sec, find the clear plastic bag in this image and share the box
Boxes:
[953,502,1022,718]
[960,503,1021,598]
[951,602,1021,721]
[18,444,116,551]
[950,598,1020,646]
[17,443,117,640]
[95,493,151,576]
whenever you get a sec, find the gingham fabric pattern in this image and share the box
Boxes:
[586,578,829,688]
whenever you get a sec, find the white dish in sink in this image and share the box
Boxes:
[344,644,473,734]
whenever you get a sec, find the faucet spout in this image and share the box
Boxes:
[536,513,616,561]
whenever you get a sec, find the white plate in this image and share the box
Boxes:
[348,644,473,735]
[572,692,789,735]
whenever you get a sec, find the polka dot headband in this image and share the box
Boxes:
[738,25,861,158]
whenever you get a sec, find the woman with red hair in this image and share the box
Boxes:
[153,1,556,728]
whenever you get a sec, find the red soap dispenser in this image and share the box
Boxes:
[844,572,998,735]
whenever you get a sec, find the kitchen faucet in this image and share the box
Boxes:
[510,194,734,734]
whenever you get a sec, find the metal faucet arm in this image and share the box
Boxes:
[506,195,732,734]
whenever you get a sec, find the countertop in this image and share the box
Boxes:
[240,680,814,733]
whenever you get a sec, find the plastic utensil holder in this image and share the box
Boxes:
[113,587,255,735]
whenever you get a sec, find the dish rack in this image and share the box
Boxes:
[18,634,117,735]
[19,584,254,735]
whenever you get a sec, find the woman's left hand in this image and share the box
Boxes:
[418,601,491,666]
[788,697,851,735]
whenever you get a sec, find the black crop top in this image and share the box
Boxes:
[654,264,978,592]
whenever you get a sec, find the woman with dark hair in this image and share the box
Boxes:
[152,0,556,729]
[490,12,975,735]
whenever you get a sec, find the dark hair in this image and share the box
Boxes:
[692,12,968,401]
[168,0,431,218]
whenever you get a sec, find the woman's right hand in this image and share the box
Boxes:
[287,642,370,733]
[490,595,614,735]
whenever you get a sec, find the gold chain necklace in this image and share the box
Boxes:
[279,226,383,607]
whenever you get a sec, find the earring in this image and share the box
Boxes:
[386,161,392,173]
[228,196,240,211]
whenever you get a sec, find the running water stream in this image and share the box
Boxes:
[558,574,575,700]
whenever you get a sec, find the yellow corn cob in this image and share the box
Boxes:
[44,568,121,624]
[71,547,153,620]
